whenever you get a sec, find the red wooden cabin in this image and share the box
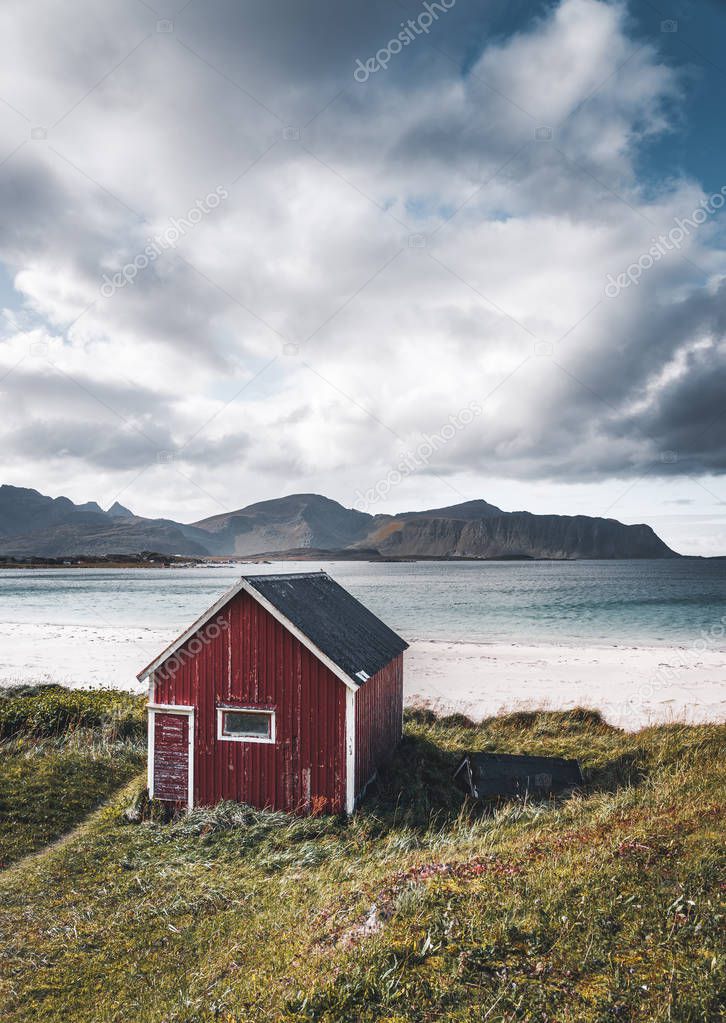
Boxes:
[137,572,408,814]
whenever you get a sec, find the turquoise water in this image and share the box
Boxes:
[1,559,726,647]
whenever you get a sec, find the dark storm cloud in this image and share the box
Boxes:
[7,419,165,471]
[623,343,726,474]
[7,417,252,471]
[0,0,725,510]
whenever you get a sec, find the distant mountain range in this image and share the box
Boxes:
[0,485,680,560]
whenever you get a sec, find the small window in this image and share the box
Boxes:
[217,707,275,744]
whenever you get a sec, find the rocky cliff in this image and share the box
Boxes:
[368,512,677,559]
[0,485,680,559]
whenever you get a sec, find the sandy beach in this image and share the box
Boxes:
[405,639,726,729]
[1,623,724,730]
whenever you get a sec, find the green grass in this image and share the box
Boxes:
[0,683,145,739]
[0,696,723,1023]
[0,686,146,865]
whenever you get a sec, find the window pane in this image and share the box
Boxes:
[223,711,271,738]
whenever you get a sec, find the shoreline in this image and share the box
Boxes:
[1,622,724,730]
[4,554,726,570]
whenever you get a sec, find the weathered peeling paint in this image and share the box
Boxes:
[153,713,189,803]
[354,654,403,796]
[153,590,349,813]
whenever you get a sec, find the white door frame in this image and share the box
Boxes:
[148,703,195,809]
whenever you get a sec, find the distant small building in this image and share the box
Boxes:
[137,572,408,814]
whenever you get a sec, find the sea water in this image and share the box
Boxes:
[2,558,726,647]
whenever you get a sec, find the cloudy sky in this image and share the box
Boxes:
[1,0,725,553]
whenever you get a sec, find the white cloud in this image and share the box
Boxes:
[0,0,725,548]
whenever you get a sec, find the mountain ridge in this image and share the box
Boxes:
[0,485,680,559]
[0,480,683,560]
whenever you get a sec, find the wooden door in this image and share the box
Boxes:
[153,712,190,804]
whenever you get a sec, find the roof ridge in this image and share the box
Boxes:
[242,571,328,580]
[138,570,407,686]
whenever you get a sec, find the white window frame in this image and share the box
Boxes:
[216,705,276,744]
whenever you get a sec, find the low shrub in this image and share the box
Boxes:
[483,706,616,735]
[403,707,438,726]
[0,683,65,701]
[438,712,476,729]
[0,687,145,740]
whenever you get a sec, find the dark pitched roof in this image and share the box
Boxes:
[243,571,408,683]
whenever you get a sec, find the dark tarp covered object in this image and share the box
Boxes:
[454,752,584,801]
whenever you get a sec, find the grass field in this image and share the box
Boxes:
[0,689,723,1022]
[0,685,145,865]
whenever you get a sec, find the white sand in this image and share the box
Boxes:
[1,624,724,730]
[0,623,170,695]
[406,640,726,729]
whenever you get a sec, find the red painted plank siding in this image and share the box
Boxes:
[153,713,189,803]
[354,654,403,795]
[152,590,347,813]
